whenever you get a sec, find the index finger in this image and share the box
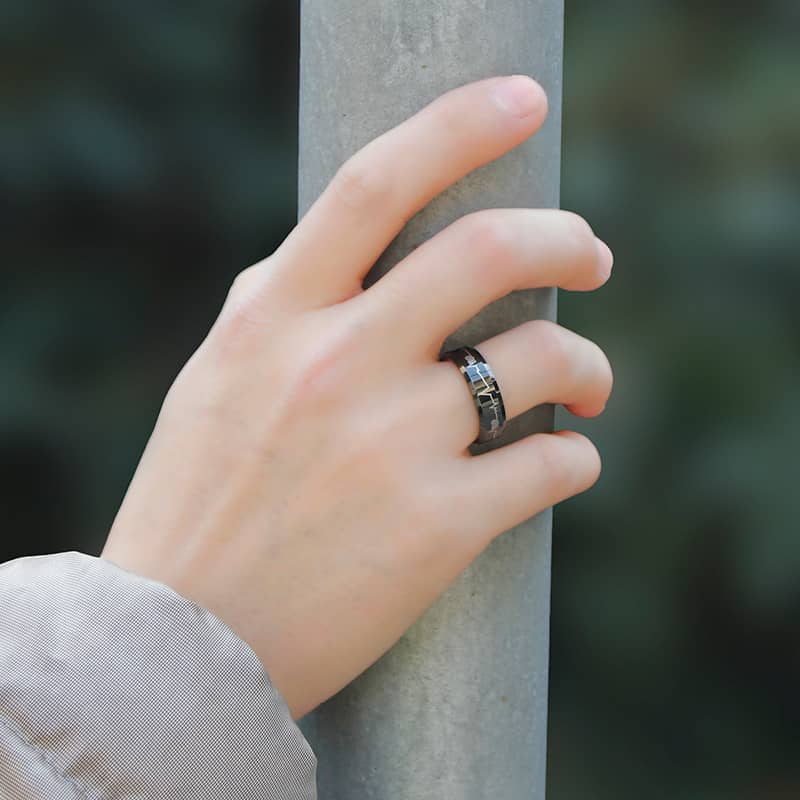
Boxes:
[269,75,549,309]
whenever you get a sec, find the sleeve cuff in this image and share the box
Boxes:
[0,551,317,799]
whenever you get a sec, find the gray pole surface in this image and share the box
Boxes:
[298,3,564,798]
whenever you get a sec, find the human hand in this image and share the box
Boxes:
[101,74,613,720]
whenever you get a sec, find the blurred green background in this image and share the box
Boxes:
[2,2,798,798]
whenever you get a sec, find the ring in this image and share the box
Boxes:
[439,345,508,444]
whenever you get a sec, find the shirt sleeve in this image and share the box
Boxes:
[0,550,317,799]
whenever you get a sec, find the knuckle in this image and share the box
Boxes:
[226,264,259,303]
[212,257,294,358]
[525,321,612,406]
[559,210,598,268]
[528,319,573,374]
[561,209,596,245]
[574,433,603,490]
[214,265,267,349]
[331,148,393,211]
[463,211,517,260]
[592,343,614,401]
[460,211,520,288]
[574,337,614,397]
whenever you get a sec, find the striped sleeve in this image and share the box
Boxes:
[0,551,317,799]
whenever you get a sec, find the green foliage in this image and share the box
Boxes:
[552,2,800,796]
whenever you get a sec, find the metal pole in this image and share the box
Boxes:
[298,3,563,798]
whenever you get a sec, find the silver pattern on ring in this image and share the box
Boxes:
[439,345,508,444]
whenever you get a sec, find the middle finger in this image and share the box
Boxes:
[351,207,613,360]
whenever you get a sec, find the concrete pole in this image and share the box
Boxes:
[298,3,564,798]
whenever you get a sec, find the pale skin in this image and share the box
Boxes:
[101,74,614,721]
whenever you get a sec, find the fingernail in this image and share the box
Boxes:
[595,238,614,278]
[490,75,545,119]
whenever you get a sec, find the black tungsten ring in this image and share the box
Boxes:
[439,345,508,445]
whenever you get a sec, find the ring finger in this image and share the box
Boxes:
[429,318,613,453]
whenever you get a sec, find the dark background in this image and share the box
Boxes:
[2,2,799,797]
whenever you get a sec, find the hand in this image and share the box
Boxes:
[101,74,613,720]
